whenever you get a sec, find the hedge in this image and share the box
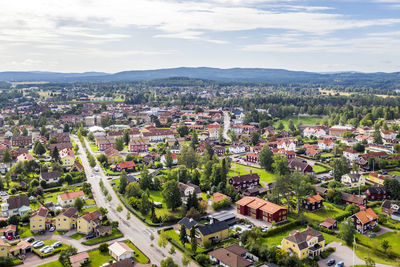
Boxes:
[262,220,301,238]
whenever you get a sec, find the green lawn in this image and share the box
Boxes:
[389,171,400,176]
[148,190,182,218]
[312,163,332,174]
[274,116,325,130]
[89,142,99,152]
[353,243,397,266]
[33,239,68,257]
[356,231,400,255]
[124,240,150,264]
[321,153,334,158]
[85,249,114,267]
[229,163,276,184]
[18,225,35,238]
[304,202,347,223]
[82,227,123,245]
[37,261,64,267]
[70,232,86,240]
[165,229,205,252]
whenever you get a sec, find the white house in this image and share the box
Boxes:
[108,241,134,261]
[343,148,359,162]
[229,142,246,154]
[161,153,178,166]
[303,127,327,138]
[318,139,335,150]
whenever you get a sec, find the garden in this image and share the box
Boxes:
[229,162,276,184]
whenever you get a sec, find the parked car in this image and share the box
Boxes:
[26,237,35,243]
[33,241,44,249]
[107,177,112,180]
[335,262,344,267]
[40,245,50,252]
[43,247,54,254]
[32,240,41,246]
[0,191,7,196]
[261,225,269,232]
[49,226,55,232]
[327,259,336,266]
[86,233,96,240]
[94,166,99,172]
[52,241,62,248]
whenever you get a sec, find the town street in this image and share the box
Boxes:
[73,135,196,267]
[223,111,231,142]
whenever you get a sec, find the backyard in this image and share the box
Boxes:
[312,163,332,174]
[124,239,150,264]
[274,116,325,130]
[229,162,276,184]
[82,227,123,245]
[304,202,346,223]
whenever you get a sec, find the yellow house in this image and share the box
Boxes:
[0,240,10,257]
[281,226,325,259]
[104,148,123,164]
[59,148,75,168]
[195,221,229,247]
[341,172,365,188]
[56,207,78,231]
[77,210,102,235]
[30,206,51,232]
[368,173,386,186]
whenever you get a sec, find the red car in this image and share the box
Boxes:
[107,177,113,180]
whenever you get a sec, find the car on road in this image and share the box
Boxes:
[261,225,269,232]
[107,177,112,180]
[326,259,335,266]
[49,226,55,232]
[26,237,35,243]
[0,191,7,196]
[334,261,344,267]
[86,233,96,240]
[94,166,99,172]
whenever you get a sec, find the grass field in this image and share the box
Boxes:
[85,249,114,267]
[124,240,150,264]
[165,229,205,252]
[82,227,123,245]
[38,261,64,267]
[321,153,335,158]
[229,162,276,184]
[70,232,86,240]
[353,243,397,266]
[304,202,347,223]
[274,116,325,130]
[89,142,99,152]
[389,171,400,176]
[312,163,332,174]
[357,231,400,255]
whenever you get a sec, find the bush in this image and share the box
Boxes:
[371,225,381,233]
[320,247,335,259]
[262,220,301,237]
[195,254,210,266]
[203,240,211,249]
[99,243,109,253]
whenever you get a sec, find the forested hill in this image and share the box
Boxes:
[0,67,400,88]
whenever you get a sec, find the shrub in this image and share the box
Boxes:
[372,225,381,233]
[320,247,335,259]
[99,243,109,253]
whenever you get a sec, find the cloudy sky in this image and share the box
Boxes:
[1,0,400,73]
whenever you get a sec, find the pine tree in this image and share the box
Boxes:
[179,225,188,245]
[52,146,60,162]
[190,226,197,253]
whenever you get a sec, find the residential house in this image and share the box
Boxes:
[367,173,389,186]
[341,192,367,207]
[281,226,325,259]
[329,126,356,137]
[382,201,400,221]
[30,206,51,232]
[55,207,78,231]
[288,159,313,173]
[208,192,231,206]
[161,153,178,166]
[59,148,75,168]
[77,210,102,234]
[11,135,32,147]
[368,144,394,154]
[302,195,324,211]
[128,139,148,153]
[97,138,114,151]
[96,225,112,237]
[142,128,174,143]
[70,252,90,266]
[0,240,10,258]
[178,182,201,202]
[39,171,60,183]
[209,244,253,267]
[104,148,123,164]
[0,225,17,240]
[9,241,31,256]
[208,124,220,140]
[228,173,260,190]
[114,161,136,172]
[343,148,359,162]
[17,153,34,162]
[319,218,338,230]
[365,187,388,201]
[245,152,259,164]
[177,217,199,235]
[277,138,297,151]
[341,172,365,188]
[49,142,73,154]
[318,139,335,150]
[1,195,30,217]
[352,208,378,234]
[58,190,85,207]
[213,146,225,156]
[236,196,287,223]
[229,142,248,154]
[196,221,229,247]
[108,241,134,261]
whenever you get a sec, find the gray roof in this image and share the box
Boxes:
[197,221,229,236]
[178,217,199,230]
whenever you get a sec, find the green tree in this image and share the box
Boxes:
[2,149,11,163]
[373,126,383,144]
[74,197,84,212]
[177,125,189,137]
[87,132,94,142]
[288,119,296,132]
[394,143,400,154]
[139,168,153,190]
[182,256,190,267]
[99,243,109,253]
[272,155,290,176]
[164,149,174,168]
[158,230,168,248]
[115,137,124,151]
[119,171,128,194]
[277,121,284,131]
[190,226,197,253]
[123,129,130,146]
[341,218,356,246]
[259,145,274,172]
[179,224,188,245]
[250,131,260,146]
[52,147,60,162]
[140,192,151,216]
[179,145,197,171]
[33,141,46,155]
[190,131,199,149]
[381,239,391,254]
[22,128,28,136]
[365,256,376,267]
[160,257,178,267]
[162,180,182,211]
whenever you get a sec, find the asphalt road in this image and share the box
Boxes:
[223,111,231,142]
[73,135,195,267]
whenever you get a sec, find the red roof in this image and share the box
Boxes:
[59,190,84,201]
[117,161,136,169]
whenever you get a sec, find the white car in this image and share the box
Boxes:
[33,241,44,249]
[52,241,62,248]
[94,166,99,172]
[43,247,54,254]
[40,245,50,252]
[49,226,55,232]
[0,191,7,196]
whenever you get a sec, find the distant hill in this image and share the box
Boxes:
[0,67,400,85]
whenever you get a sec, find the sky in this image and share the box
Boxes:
[1,0,400,73]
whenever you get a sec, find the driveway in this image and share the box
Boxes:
[318,242,393,267]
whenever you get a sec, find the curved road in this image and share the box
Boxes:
[73,135,194,267]
[223,111,231,142]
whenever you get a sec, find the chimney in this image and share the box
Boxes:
[189,218,193,222]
